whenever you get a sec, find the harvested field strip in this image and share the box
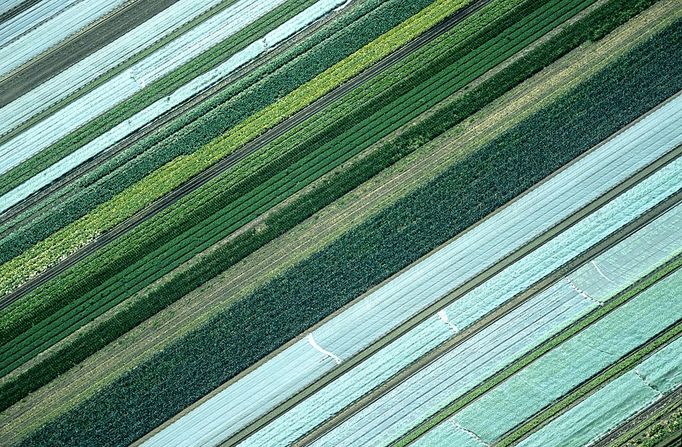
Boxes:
[188,160,682,447]
[504,332,682,447]
[0,3,672,441]
[401,258,682,446]
[0,0,466,297]
[0,0,330,202]
[0,0,433,237]
[0,0,593,380]
[15,20,681,445]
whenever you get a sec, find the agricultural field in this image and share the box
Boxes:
[0,0,679,446]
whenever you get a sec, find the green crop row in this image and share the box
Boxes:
[0,0,421,261]
[0,0,557,374]
[0,0,319,198]
[10,4,677,443]
[0,0,463,295]
[0,0,462,340]
[401,257,682,446]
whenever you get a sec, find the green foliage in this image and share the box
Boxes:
[0,0,434,264]
[0,0,578,378]
[14,6,681,446]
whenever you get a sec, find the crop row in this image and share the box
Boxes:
[0,0,421,237]
[0,0,576,376]
[0,0,484,365]
[0,0,573,378]
[0,0,324,202]
[0,0,292,173]
[3,3,674,439]
[241,122,682,447]
[408,261,682,447]
[0,0,452,291]
[0,0,656,410]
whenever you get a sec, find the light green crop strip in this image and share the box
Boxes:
[0,0,471,296]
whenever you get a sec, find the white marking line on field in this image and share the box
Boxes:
[591,260,617,284]
[437,309,459,333]
[452,421,490,446]
[565,277,603,306]
[307,333,342,365]
[633,369,664,397]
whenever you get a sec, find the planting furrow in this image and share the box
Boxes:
[499,334,682,447]
[0,0,80,49]
[413,305,682,447]
[314,262,682,447]
[0,0,433,233]
[0,0,128,80]
[411,270,682,447]
[0,0,324,180]
[0,0,466,299]
[0,0,347,214]
[1,3,661,438]
[13,16,681,446]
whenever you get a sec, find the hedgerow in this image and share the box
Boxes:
[12,4,679,443]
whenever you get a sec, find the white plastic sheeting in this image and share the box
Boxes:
[518,337,682,447]
[0,0,225,136]
[243,157,682,446]
[0,0,83,50]
[311,206,682,446]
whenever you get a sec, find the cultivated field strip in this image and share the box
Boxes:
[0,0,322,178]
[0,0,81,49]
[0,0,127,78]
[0,0,466,300]
[0,0,27,20]
[0,7,661,439]
[0,0,226,137]
[302,196,682,447]
[412,321,682,447]
[0,0,351,213]
[0,0,419,225]
[239,170,682,446]
[419,268,682,447]
[0,0,638,385]
[137,95,681,446]
[514,337,682,447]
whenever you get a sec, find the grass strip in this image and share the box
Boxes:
[0,0,568,377]
[16,12,681,447]
[398,257,682,446]
[0,0,460,294]
[0,0,318,197]
[496,322,682,447]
